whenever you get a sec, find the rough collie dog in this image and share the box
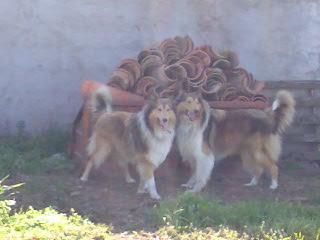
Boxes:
[176,90,295,192]
[80,86,176,200]
[175,91,214,192]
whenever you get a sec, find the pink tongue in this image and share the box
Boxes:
[160,121,171,133]
[160,122,171,133]
[188,111,197,121]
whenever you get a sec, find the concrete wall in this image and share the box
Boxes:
[1,0,320,133]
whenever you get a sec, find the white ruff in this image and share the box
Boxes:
[177,121,204,163]
[176,119,215,192]
[137,110,175,168]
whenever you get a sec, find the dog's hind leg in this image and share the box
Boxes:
[80,158,93,182]
[263,138,280,190]
[244,168,263,187]
[241,150,263,187]
[137,159,160,200]
[119,161,136,183]
[80,145,111,182]
[187,154,214,193]
[269,164,278,190]
[263,160,279,190]
[269,163,279,190]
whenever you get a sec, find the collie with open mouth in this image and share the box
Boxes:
[80,86,176,200]
[175,91,214,192]
[175,90,295,192]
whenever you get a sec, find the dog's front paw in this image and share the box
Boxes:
[126,177,136,184]
[150,192,161,200]
[181,176,196,189]
[244,182,257,187]
[244,177,258,187]
[185,188,199,194]
[80,176,88,182]
[269,180,278,190]
[181,183,193,189]
[185,184,203,193]
[137,188,147,194]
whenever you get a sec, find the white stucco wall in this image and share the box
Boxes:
[1,0,320,133]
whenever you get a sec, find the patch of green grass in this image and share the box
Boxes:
[308,192,320,205]
[0,177,111,240]
[0,207,111,240]
[148,193,320,239]
[0,127,72,178]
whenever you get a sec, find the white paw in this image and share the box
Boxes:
[244,177,258,187]
[269,181,278,190]
[244,182,257,187]
[126,178,136,184]
[80,176,88,182]
[185,183,203,193]
[137,188,147,194]
[181,183,193,189]
[185,188,199,193]
[150,192,161,200]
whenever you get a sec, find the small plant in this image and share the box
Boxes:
[0,127,72,178]
[0,176,24,224]
[0,177,111,240]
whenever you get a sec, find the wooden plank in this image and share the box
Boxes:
[296,97,320,107]
[265,80,320,90]
[293,113,320,125]
[285,133,320,143]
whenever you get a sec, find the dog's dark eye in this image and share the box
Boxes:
[187,100,191,104]
[158,108,162,112]
[166,108,170,112]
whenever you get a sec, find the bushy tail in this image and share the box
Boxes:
[89,85,112,113]
[272,90,295,134]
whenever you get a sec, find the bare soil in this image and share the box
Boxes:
[10,155,320,232]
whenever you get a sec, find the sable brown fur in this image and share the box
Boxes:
[207,90,295,189]
[80,86,176,200]
[176,90,295,191]
[175,91,214,192]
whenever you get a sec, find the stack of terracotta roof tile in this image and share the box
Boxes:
[107,36,267,103]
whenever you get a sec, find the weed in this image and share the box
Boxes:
[0,127,72,177]
[0,177,110,240]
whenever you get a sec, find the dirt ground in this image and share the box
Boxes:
[10,155,320,232]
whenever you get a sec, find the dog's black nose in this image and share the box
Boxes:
[163,118,168,123]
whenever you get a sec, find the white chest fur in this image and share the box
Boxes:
[177,123,203,161]
[137,110,174,168]
[148,133,174,167]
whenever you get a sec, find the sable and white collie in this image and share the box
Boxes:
[80,86,176,200]
[175,90,295,192]
[175,91,214,192]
